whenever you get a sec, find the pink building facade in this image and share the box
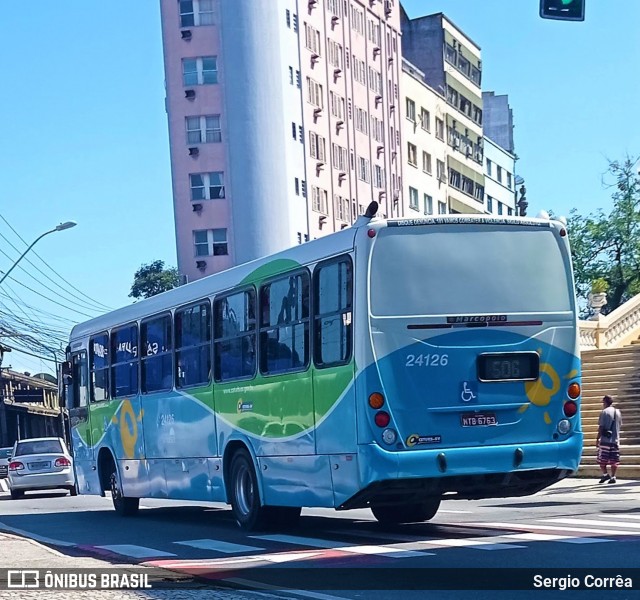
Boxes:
[160,0,403,282]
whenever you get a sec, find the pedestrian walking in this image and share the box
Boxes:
[597,395,622,484]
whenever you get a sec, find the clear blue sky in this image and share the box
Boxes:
[0,1,638,374]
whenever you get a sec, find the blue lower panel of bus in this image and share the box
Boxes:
[335,434,583,509]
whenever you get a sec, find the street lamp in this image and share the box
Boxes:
[0,221,77,287]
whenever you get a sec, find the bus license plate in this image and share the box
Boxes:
[461,413,497,427]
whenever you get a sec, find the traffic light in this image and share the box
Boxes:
[540,0,585,21]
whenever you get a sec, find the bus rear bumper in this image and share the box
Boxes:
[339,434,583,509]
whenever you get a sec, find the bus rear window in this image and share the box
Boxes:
[370,226,572,316]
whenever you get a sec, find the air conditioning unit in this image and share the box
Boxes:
[185,89,196,99]
[188,147,199,156]
[196,260,207,270]
[453,138,460,148]
[181,30,192,40]
[192,203,203,212]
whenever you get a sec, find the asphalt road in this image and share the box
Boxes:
[1,477,639,600]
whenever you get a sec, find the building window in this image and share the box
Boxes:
[186,115,221,144]
[309,131,326,161]
[304,22,322,55]
[507,172,512,189]
[291,122,297,140]
[289,66,294,85]
[420,108,430,131]
[422,151,432,174]
[330,92,345,119]
[190,172,225,200]
[424,194,433,215]
[260,272,310,375]
[306,77,323,108]
[311,185,329,214]
[334,194,350,221]
[486,158,492,177]
[498,202,504,215]
[508,207,513,216]
[497,165,503,184]
[373,165,385,189]
[436,159,446,182]
[487,196,493,212]
[286,9,291,27]
[214,289,256,382]
[357,157,370,182]
[328,40,343,70]
[407,143,417,167]
[438,201,447,214]
[435,118,444,140]
[405,98,416,122]
[295,178,300,196]
[194,228,228,256]
[409,187,419,210]
[175,301,211,388]
[292,13,298,32]
[179,0,214,27]
[332,143,348,171]
[182,56,218,85]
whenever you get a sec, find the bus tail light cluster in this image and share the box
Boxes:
[563,401,578,418]
[9,461,24,471]
[369,392,397,445]
[563,381,580,418]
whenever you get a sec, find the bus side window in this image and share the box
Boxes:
[314,257,353,367]
[72,352,88,408]
[175,301,211,388]
[89,333,110,402]
[259,272,310,375]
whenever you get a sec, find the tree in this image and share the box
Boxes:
[129,260,180,299]
[564,156,640,315]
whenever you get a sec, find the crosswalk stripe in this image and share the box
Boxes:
[251,534,428,558]
[174,539,263,553]
[487,521,640,537]
[96,544,176,558]
[544,518,640,529]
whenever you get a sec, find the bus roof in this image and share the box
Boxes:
[70,227,357,342]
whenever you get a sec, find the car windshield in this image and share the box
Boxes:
[15,440,63,456]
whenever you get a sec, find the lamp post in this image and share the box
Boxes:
[0,221,77,287]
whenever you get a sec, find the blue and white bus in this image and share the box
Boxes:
[62,207,582,529]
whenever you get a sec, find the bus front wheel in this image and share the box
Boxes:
[371,498,441,524]
[229,449,273,531]
[110,468,139,517]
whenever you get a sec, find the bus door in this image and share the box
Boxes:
[312,256,357,456]
[67,351,95,491]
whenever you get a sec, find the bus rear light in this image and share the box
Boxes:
[557,419,571,435]
[55,457,71,467]
[382,429,397,445]
[367,228,376,238]
[567,382,580,399]
[9,461,24,471]
[374,411,390,427]
[368,392,385,409]
[563,401,578,417]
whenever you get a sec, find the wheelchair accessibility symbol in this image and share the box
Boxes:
[460,381,478,403]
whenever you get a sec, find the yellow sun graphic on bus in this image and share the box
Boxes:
[519,349,578,424]
[110,399,144,459]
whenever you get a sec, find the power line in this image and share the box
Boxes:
[0,212,114,311]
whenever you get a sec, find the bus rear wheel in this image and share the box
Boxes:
[110,468,139,517]
[229,449,275,531]
[371,498,441,524]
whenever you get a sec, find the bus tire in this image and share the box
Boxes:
[371,498,441,524]
[229,449,272,531]
[273,506,302,529]
[109,467,139,517]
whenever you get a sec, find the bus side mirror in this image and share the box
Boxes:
[58,361,72,408]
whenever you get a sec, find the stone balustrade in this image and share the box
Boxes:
[579,293,640,350]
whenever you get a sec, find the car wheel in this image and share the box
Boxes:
[110,468,139,517]
[68,485,78,497]
[371,498,441,524]
[229,449,274,531]
[10,490,24,500]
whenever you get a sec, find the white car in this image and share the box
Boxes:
[0,446,12,478]
[8,437,77,499]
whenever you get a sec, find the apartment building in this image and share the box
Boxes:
[484,136,516,216]
[160,0,403,281]
[401,60,448,216]
[400,10,485,214]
